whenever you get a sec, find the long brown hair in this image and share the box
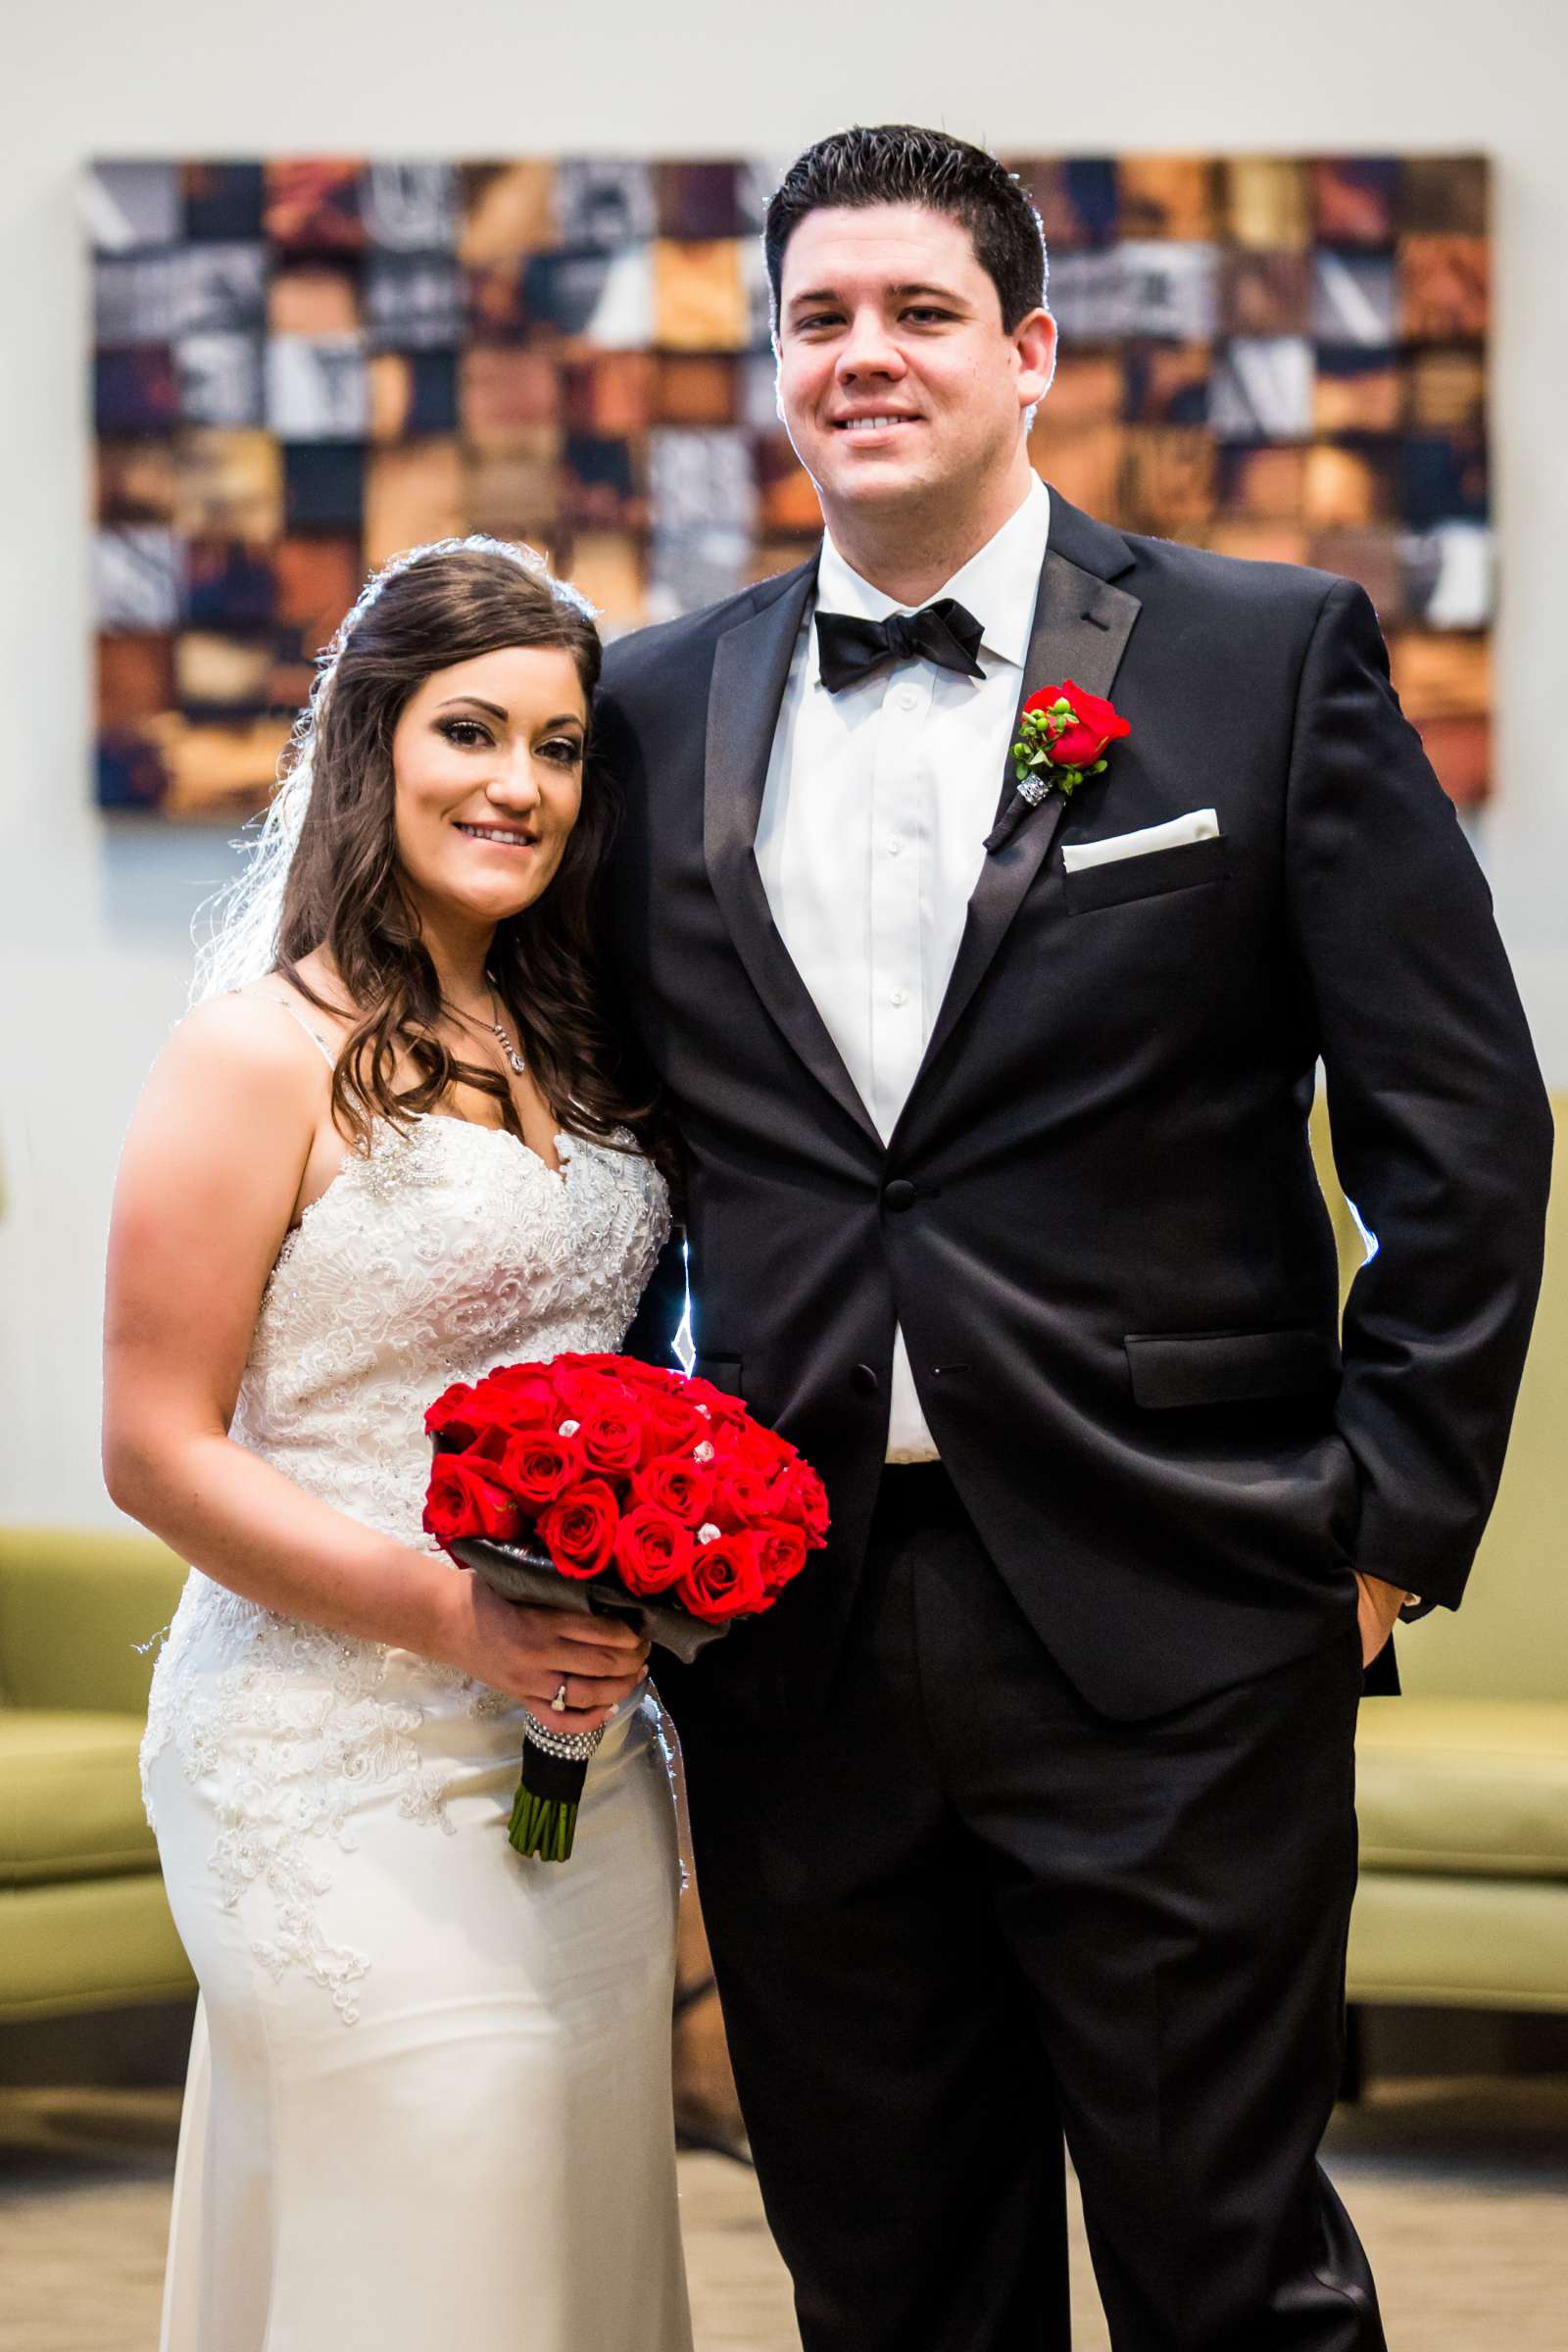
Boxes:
[272,542,657,1162]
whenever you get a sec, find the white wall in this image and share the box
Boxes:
[2,0,1565,1525]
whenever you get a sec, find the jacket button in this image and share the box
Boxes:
[851,1363,880,1396]
[882,1178,918,1211]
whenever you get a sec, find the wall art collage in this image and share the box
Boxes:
[88,154,1491,816]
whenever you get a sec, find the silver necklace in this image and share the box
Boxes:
[484,986,526,1077]
[446,979,525,1076]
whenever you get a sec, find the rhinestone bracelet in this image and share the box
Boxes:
[519,1708,605,1763]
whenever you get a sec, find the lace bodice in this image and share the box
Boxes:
[140,1104,671,2018]
[234,1112,667,1542]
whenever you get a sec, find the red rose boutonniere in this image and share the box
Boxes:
[1012,679,1131,804]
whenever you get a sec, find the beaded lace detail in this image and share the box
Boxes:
[140,1112,670,2020]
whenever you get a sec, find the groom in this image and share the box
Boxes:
[604,126,1551,2350]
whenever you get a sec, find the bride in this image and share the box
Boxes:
[103,537,693,2352]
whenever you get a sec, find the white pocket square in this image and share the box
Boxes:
[1061,808,1220,873]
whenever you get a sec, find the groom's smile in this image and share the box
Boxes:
[832,412,922,435]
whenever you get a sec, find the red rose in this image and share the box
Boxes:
[424,1381,478,1442]
[681,1374,749,1425]
[710,1461,778,1531]
[552,1365,635,1424]
[713,1416,793,1474]
[485,1364,561,1416]
[1022,679,1131,773]
[613,1359,685,1398]
[442,1369,558,1446]
[422,1454,523,1546]
[636,1395,708,1464]
[634,1453,714,1528]
[765,1460,830,1545]
[755,1518,808,1593]
[679,1531,767,1622]
[500,1429,585,1509]
[537,1478,620,1580]
[463,1423,512,1468]
[573,1401,647,1478]
[613,1504,696,1595]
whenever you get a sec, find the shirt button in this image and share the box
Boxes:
[885,836,904,857]
[890,988,908,1007]
[896,686,919,710]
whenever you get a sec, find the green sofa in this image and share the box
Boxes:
[0,1527,194,2023]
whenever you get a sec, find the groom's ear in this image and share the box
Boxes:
[1013,307,1057,414]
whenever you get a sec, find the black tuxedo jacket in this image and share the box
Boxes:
[599,492,1552,1723]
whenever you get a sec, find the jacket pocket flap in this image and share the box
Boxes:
[1123,1327,1340,1409]
[1063,831,1228,912]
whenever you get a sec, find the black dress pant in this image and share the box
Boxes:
[676,1464,1385,2352]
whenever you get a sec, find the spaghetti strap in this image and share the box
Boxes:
[262,992,337,1073]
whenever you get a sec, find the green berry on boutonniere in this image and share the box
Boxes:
[1010,679,1131,807]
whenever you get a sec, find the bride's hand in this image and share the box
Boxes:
[426,1568,652,1734]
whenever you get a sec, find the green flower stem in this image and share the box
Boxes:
[509,1779,581,1861]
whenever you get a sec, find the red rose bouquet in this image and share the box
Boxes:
[422,1352,829,1861]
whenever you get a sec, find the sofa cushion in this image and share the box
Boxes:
[0,1710,159,1883]
[1,1873,194,2022]
[1356,1698,1568,1878]
[0,1528,187,1714]
[1347,1871,1568,2010]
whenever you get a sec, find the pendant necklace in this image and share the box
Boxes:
[483,976,526,1076]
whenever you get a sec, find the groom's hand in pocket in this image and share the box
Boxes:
[1352,1572,1407,1668]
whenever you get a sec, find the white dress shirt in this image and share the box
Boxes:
[755,474,1052,1460]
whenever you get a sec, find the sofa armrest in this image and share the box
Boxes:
[0,1527,188,1714]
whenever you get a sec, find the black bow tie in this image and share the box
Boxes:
[815,598,986,694]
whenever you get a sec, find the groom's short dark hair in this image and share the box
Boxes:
[763,125,1048,332]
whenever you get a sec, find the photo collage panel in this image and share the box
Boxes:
[89,153,1491,815]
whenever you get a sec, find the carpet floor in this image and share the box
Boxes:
[1,2079,1564,2350]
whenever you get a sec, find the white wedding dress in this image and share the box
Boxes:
[140,1008,693,2352]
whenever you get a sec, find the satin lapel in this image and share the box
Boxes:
[703,560,883,1151]
[900,542,1143,1115]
